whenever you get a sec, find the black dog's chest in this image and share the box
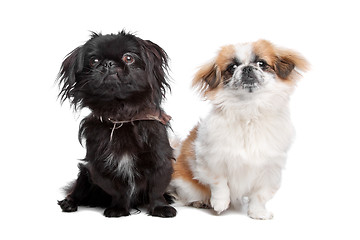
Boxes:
[82,119,157,175]
[85,119,146,148]
[106,123,147,150]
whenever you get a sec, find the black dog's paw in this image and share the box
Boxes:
[58,199,78,212]
[149,205,177,218]
[189,200,211,209]
[104,207,130,218]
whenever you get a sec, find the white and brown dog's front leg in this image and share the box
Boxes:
[195,157,231,214]
[247,167,282,220]
[209,176,230,214]
[248,191,275,220]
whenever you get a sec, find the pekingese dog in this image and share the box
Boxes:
[57,31,176,218]
[169,40,309,219]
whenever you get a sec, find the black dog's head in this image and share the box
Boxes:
[58,31,170,115]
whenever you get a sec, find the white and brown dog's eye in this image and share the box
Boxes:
[89,57,100,67]
[226,63,238,74]
[256,60,267,69]
[122,54,135,65]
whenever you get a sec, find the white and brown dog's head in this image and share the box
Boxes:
[193,40,309,101]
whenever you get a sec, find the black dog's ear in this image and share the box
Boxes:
[57,46,84,105]
[143,40,169,67]
[138,39,170,103]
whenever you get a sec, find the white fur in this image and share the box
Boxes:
[106,153,137,196]
[234,43,253,63]
[172,44,297,219]
[169,178,210,204]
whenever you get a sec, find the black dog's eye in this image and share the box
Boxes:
[122,54,135,65]
[256,60,268,69]
[89,57,100,67]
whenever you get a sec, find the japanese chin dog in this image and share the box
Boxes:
[169,40,309,219]
[57,31,176,218]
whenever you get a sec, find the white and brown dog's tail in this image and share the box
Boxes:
[166,126,211,208]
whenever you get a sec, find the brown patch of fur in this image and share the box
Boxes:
[215,45,236,71]
[252,40,277,66]
[172,126,211,196]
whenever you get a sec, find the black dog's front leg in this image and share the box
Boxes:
[58,164,92,212]
[102,183,131,218]
[147,161,177,218]
[103,195,131,218]
[88,166,131,218]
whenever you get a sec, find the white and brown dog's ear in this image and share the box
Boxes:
[253,39,310,81]
[274,48,310,80]
[192,61,222,97]
[192,45,235,97]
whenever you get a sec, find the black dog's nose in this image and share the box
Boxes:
[103,60,116,69]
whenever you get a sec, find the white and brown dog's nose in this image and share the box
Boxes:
[241,66,256,81]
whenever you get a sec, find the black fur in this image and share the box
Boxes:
[57,31,176,218]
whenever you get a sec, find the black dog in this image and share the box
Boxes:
[57,31,176,218]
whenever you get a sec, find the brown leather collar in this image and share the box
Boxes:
[97,109,171,142]
[98,109,171,126]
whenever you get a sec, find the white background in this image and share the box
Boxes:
[1,0,359,239]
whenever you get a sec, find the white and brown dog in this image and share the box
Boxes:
[169,40,309,219]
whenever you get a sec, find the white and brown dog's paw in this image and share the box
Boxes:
[248,208,274,220]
